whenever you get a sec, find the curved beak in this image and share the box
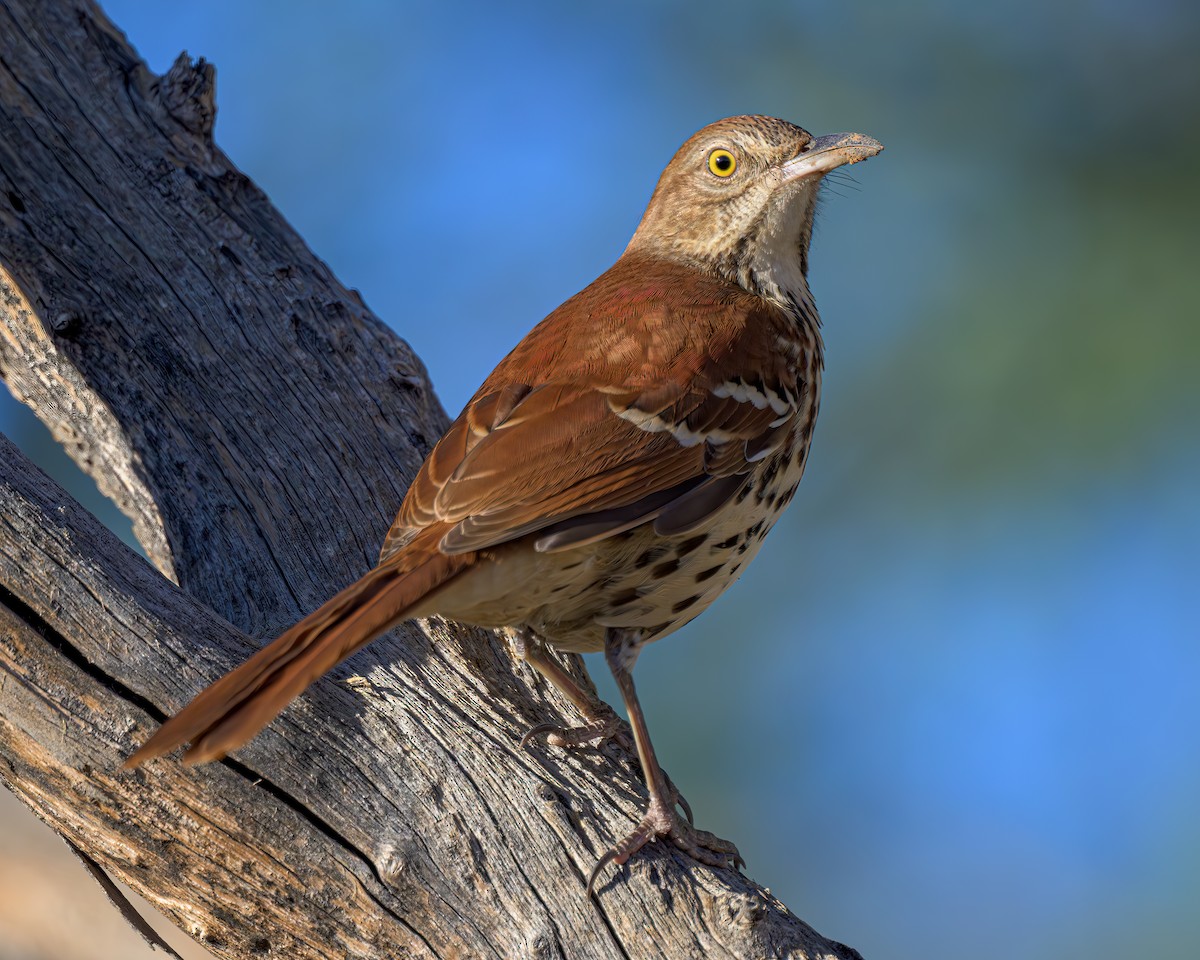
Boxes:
[781,132,883,181]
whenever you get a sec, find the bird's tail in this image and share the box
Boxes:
[125,542,471,767]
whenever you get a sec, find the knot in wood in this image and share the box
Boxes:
[521,927,561,960]
[722,889,768,929]
[373,839,415,888]
[160,53,216,139]
[51,310,83,339]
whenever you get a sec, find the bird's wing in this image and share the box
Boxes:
[379,257,810,561]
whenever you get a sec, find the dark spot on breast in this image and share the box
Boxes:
[735,484,752,504]
[610,587,641,606]
[635,548,663,569]
[676,534,708,555]
[746,520,765,540]
[646,621,671,637]
[695,564,723,583]
[653,558,680,578]
[713,534,741,550]
[672,595,700,614]
[755,462,783,504]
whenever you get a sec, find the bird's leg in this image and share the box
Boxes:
[588,628,742,898]
[511,628,627,749]
[513,628,693,824]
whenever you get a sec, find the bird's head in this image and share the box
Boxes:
[627,115,882,305]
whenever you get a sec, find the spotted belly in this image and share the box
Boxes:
[506,441,806,652]
[431,437,812,654]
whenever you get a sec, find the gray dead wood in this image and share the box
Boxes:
[0,1,862,958]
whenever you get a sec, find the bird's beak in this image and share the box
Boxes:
[780,132,883,181]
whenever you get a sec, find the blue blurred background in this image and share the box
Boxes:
[2,1,1197,958]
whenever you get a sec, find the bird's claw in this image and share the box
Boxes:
[520,711,632,752]
[587,798,743,898]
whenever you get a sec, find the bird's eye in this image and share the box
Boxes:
[707,149,737,178]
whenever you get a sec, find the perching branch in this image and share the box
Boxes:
[0,1,860,957]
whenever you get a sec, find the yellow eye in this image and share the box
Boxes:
[707,149,737,178]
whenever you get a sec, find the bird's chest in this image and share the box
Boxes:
[484,321,823,653]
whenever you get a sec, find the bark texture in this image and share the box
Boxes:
[0,2,862,958]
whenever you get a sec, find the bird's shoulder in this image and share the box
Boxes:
[378,255,810,562]
[476,253,793,397]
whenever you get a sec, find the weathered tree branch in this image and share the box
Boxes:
[0,1,861,957]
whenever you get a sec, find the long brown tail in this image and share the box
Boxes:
[125,544,471,767]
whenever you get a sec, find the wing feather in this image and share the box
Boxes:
[379,255,810,563]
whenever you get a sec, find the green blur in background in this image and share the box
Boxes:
[1,1,1197,958]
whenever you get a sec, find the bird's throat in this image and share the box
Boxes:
[735,186,821,333]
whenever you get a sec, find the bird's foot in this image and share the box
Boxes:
[587,797,744,897]
[520,704,632,753]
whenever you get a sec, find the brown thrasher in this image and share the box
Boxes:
[127,115,882,895]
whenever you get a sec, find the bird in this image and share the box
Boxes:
[126,115,883,896]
